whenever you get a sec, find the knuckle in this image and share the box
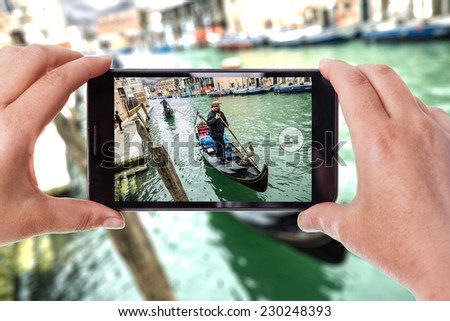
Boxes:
[26,44,48,60]
[75,209,101,231]
[371,63,395,75]
[43,68,71,92]
[345,70,371,89]
[47,68,69,83]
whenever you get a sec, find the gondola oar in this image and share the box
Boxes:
[216,113,258,167]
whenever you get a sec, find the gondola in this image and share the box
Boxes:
[163,107,174,118]
[229,211,347,264]
[194,112,268,192]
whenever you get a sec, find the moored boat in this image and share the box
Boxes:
[266,29,304,47]
[216,35,253,51]
[361,20,450,42]
[247,86,271,95]
[274,84,312,93]
[229,211,347,263]
[207,90,227,97]
[303,25,358,45]
[231,88,249,96]
[194,112,268,192]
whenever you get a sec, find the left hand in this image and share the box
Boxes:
[0,45,125,246]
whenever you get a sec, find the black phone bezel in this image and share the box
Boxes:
[87,69,338,211]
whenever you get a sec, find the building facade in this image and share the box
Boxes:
[114,77,148,122]
[96,7,142,50]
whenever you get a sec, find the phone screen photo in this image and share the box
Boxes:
[88,69,337,210]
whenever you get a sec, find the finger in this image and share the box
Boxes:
[414,96,430,114]
[0,46,22,66]
[39,197,125,234]
[298,202,348,241]
[320,59,389,137]
[0,44,83,108]
[429,107,450,133]
[13,55,111,137]
[357,64,420,118]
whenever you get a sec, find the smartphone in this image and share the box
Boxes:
[87,69,338,211]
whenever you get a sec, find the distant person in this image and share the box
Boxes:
[206,101,229,162]
[160,98,170,111]
[114,110,123,131]
[0,45,449,301]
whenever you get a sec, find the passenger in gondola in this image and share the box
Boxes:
[206,101,229,162]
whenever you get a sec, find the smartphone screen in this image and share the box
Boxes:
[88,69,337,210]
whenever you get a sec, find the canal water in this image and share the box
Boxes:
[15,40,450,300]
[118,92,312,203]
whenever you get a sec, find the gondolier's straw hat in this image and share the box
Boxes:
[211,101,221,107]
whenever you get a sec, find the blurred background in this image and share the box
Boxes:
[1,0,449,300]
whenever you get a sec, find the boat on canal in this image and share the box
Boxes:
[231,88,249,95]
[267,29,305,47]
[274,84,312,93]
[247,86,271,95]
[207,90,227,97]
[303,25,358,45]
[229,211,347,264]
[163,107,174,118]
[194,112,269,192]
[361,20,450,42]
[215,35,254,51]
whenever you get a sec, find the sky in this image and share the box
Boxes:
[59,0,134,27]
[59,0,188,27]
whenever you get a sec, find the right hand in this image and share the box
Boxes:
[298,59,450,300]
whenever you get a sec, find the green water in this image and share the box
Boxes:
[13,40,450,301]
[119,93,312,202]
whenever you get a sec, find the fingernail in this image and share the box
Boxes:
[103,216,125,230]
[298,212,317,233]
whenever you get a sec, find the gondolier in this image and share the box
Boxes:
[206,101,229,161]
[160,98,173,117]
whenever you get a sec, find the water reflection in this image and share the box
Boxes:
[207,213,341,300]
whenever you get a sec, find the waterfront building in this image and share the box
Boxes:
[155,78,177,97]
[95,7,142,50]
[0,0,68,45]
[114,77,147,123]
[222,0,361,36]
[153,0,226,47]
[365,0,450,22]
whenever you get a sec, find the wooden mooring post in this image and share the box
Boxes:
[54,113,175,301]
[135,120,189,202]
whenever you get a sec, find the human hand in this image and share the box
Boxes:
[215,113,220,119]
[298,59,450,300]
[0,45,124,246]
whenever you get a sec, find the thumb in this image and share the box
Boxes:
[42,197,125,233]
[298,202,347,240]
